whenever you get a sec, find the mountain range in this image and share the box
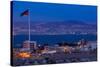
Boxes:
[13,20,97,35]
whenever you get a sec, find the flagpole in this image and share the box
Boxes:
[28,9,30,42]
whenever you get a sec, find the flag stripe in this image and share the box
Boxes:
[21,10,29,16]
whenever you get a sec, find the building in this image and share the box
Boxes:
[77,39,87,48]
[22,40,37,53]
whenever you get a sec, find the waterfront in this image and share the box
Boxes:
[12,34,97,48]
[12,38,97,66]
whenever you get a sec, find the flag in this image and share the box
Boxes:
[21,10,29,16]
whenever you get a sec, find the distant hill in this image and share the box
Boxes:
[13,20,97,35]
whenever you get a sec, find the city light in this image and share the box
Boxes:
[18,52,31,58]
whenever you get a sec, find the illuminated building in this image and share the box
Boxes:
[22,40,37,53]
[77,39,87,48]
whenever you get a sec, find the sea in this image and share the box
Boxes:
[12,34,97,48]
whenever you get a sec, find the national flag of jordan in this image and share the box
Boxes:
[21,10,29,16]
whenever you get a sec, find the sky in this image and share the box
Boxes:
[12,1,97,24]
